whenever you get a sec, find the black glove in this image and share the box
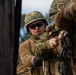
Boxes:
[33,56,42,67]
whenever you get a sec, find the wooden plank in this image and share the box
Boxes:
[0,0,15,75]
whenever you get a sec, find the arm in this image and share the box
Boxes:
[32,33,58,59]
[19,39,43,67]
[19,40,34,67]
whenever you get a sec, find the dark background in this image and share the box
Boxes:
[0,0,21,75]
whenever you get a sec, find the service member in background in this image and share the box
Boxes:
[32,0,76,75]
[49,0,76,74]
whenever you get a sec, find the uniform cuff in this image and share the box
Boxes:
[31,56,35,65]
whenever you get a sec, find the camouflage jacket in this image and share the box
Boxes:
[16,34,54,75]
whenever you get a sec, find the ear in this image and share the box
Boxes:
[57,3,64,11]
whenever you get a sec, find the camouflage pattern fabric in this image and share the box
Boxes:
[25,11,48,27]
[16,55,32,75]
[49,0,70,16]
[17,1,76,75]
[24,11,48,32]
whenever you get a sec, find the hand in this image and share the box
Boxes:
[49,38,58,48]
[32,56,42,67]
[58,30,68,40]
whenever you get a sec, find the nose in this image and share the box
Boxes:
[35,26,39,29]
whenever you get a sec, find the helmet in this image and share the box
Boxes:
[49,0,70,16]
[25,11,48,29]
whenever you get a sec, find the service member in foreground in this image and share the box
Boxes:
[16,11,58,75]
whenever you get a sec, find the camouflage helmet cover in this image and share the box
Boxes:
[49,0,70,16]
[25,11,48,27]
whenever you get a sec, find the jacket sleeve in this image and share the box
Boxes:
[32,29,61,59]
[33,40,53,58]
[33,37,57,59]
[55,1,76,30]
[19,40,34,67]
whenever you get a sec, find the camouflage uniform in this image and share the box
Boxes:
[53,0,76,74]
[17,34,53,75]
[32,0,76,75]
[16,11,49,75]
[17,1,76,74]
[33,25,62,75]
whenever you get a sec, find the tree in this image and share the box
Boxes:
[21,14,26,27]
[19,14,30,44]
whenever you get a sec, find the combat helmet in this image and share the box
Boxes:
[25,11,48,32]
[49,0,70,16]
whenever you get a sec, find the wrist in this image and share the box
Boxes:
[32,56,42,67]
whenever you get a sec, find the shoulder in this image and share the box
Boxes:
[19,38,31,48]
[46,24,56,32]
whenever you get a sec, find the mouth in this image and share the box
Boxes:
[35,31,41,34]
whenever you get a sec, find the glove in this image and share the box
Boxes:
[33,56,42,67]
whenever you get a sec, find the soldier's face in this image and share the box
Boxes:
[28,21,45,36]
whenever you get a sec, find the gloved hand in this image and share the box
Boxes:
[33,56,42,67]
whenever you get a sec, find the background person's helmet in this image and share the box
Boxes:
[49,0,70,16]
[24,11,48,32]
